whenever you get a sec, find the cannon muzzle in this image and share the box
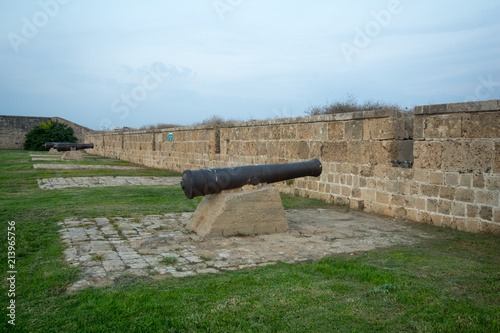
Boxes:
[181,158,322,199]
[53,143,94,151]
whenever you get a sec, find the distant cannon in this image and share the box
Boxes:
[52,143,94,151]
[181,158,322,199]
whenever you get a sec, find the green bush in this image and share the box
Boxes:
[23,120,77,151]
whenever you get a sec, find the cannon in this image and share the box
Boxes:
[181,158,322,199]
[52,143,94,151]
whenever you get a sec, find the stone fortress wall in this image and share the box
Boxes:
[85,99,500,235]
[0,115,94,149]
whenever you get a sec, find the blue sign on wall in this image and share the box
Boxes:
[168,133,173,142]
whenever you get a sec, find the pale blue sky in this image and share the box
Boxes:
[1,0,499,130]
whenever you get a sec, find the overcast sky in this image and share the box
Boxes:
[1,1,499,130]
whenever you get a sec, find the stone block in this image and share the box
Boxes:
[455,188,475,203]
[341,186,351,197]
[413,116,425,140]
[465,219,482,234]
[495,142,500,174]
[61,151,84,161]
[390,194,404,206]
[484,175,500,191]
[281,125,297,140]
[311,122,328,141]
[473,174,485,188]
[444,173,459,186]
[187,187,288,237]
[298,141,310,160]
[417,211,432,224]
[322,142,348,163]
[494,209,500,223]
[428,171,444,185]
[430,214,442,226]
[413,169,429,183]
[413,141,442,170]
[424,114,462,139]
[441,141,494,173]
[376,192,390,204]
[479,206,493,221]
[255,141,267,156]
[309,142,323,160]
[475,191,498,206]
[451,202,466,217]
[481,222,500,235]
[347,142,368,164]
[363,118,394,140]
[350,199,364,211]
[367,141,397,166]
[438,200,452,215]
[459,174,472,187]
[328,122,344,140]
[48,148,60,154]
[421,184,439,197]
[427,199,438,212]
[461,112,500,138]
[297,124,313,140]
[447,101,481,113]
[344,120,363,140]
[467,205,478,218]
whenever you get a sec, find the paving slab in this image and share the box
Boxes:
[59,208,438,291]
[32,158,62,161]
[38,176,182,190]
[34,163,144,170]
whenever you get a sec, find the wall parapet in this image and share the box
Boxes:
[415,100,499,115]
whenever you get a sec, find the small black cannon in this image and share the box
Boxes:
[181,158,322,199]
[52,143,94,151]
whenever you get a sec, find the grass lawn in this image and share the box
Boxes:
[0,149,499,332]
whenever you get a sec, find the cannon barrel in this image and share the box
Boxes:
[44,142,64,149]
[53,143,94,151]
[181,158,322,199]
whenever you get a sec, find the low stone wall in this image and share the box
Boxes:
[86,100,500,235]
[0,115,95,149]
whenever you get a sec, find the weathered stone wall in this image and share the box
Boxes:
[86,100,500,235]
[0,115,51,149]
[0,115,94,149]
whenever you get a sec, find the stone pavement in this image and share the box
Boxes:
[38,176,182,190]
[59,207,437,291]
[34,163,144,170]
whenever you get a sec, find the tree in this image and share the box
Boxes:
[23,120,77,151]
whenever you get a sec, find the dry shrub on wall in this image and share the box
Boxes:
[193,115,239,127]
[305,94,410,116]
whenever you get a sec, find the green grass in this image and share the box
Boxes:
[160,256,179,265]
[1,149,499,332]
